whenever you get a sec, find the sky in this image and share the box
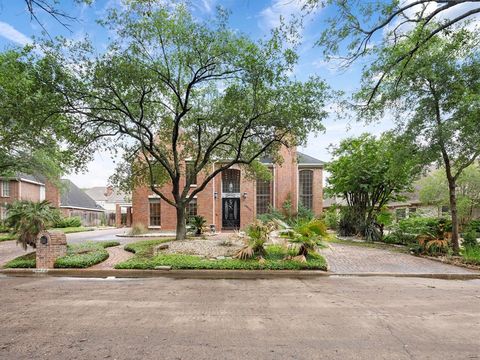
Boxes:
[0,0,395,188]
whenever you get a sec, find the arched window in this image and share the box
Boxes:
[299,170,313,210]
[222,169,240,194]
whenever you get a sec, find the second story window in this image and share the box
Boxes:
[186,162,197,186]
[299,170,313,210]
[1,181,10,198]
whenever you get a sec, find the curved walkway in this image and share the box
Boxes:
[91,246,134,269]
[320,242,478,274]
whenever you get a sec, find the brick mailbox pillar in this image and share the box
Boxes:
[36,231,67,269]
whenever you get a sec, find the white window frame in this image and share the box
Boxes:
[1,181,10,198]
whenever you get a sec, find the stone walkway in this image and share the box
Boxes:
[91,246,134,270]
[0,241,27,268]
[320,242,478,274]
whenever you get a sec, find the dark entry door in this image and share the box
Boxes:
[222,198,240,229]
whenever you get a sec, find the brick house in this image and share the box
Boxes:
[0,174,59,221]
[131,146,324,231]
[0,175,104,226]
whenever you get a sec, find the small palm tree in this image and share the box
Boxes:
[189,215,207,236]
[5,200,59,250]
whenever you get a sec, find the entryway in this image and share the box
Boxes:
[221,169,241,230]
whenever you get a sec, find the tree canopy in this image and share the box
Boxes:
[326,132,422,239]
[44,2,331,239]
[355,26,480,252]
[0,49,90,179]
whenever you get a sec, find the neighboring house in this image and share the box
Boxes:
[131,146,324,231]
[84,186,131,226]
[0,174,59,221]
[60,180,105,226]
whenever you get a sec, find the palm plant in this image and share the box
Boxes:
[235,220,270,260]
[189,215,207,236]
[5,200,59,250]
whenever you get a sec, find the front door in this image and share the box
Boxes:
[222,198,240,229]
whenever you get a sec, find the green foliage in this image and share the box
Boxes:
[257,206,285,223]
[128,223,147,236]
[465,220,480,234]
[5,200,60,250]
[287,219,326,256]
[326,133,421,238]
[55,242,110,268]
[116,244,327,270]
[235,220,272,259]
[382,227,416,246]
[54,226,93,234]
[4,241,119,269]
[323,208,339,230]
[189,215,207,236]
[296,204,315,222]
[54,217,82,228]
[4,252,36,268]
[0,49,88,178]
[462,230,478,249]
[419,165,480,224]
[281,194,294,219]
[398,217,451,238]
[462,246,480,265]
[124,239,171,256]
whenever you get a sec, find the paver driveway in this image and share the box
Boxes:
[320,242,477,274]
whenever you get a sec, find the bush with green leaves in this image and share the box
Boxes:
[235,220,273,260]
[5,200,59,250]
[323,208,339,230]
[338,207,361,236]
[189,215,207,236]
[462,229,478,249]
[398,217,451,237]
[54,216,82,228]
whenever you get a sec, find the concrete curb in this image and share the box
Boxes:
[1,268,479,280]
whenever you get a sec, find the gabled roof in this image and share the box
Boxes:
[259,151,325,166]
[84,186,131,204]
[60,179,104,212]
[297,152,325,165]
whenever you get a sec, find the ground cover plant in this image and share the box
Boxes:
[4,241,119,268]
[116,238,327,270]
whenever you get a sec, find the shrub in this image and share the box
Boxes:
[5,200,60,250]
[323,208,339,230]
[465,220,480,234]
[338,207,360,236]
[54,217,82,228]
[4,252,36,268]
[235,220,270,260]
[383,225,416,245]
[189,215,207,235]
[257,206,285,223]
[398,217,451,237]
[462,229,478,249]
[128,223,147,236]
[296,204,315,222]
[462,246,480,265]
[54,242,114,268]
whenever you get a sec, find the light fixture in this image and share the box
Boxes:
[214,192,218,199]
[242,192,247,199]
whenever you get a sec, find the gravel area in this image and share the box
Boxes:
[162,239,245,258]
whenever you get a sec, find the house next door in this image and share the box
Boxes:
[222,169,241,229]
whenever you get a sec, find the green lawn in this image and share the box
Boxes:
[50,227,94,234]
[4,241,120,269]
[462,246,480,265]
[116,239,328,270]
[0,233,15,242]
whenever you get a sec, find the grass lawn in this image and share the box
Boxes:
[4,241,120,269]
[116,239,328,270]
[0,233,15,242]
[462,246,480,265]
[51,227,94,234]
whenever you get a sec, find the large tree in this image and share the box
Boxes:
[326,132,421,240]
[419,165,480,224]
[301,0,480,103]
[0,49,88,179]
[355,27,480,253]
[45,3,330,240]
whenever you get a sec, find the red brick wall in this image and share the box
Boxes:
[20,181,41,202]
[131,148,324,231]
[45,180,60,207]
[0,180,19,206]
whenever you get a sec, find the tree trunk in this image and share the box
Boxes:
[447,178,460,255]
[175,205,187,240]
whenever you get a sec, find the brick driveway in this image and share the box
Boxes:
[320,242,478,274]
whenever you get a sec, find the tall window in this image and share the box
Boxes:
[149,198,161,226]
[186,162,197,185]
[256,173,272,215]
[1,181,10,197]
[299,170,313,210]
[187,198,198,219]
[0,205,6,220]
[222,169,240,193]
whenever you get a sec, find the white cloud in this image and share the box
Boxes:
[0,21,31,45]
[258,0,306,31]
[66,150,120,188]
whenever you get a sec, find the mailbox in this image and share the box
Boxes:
[36,231,67,269]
